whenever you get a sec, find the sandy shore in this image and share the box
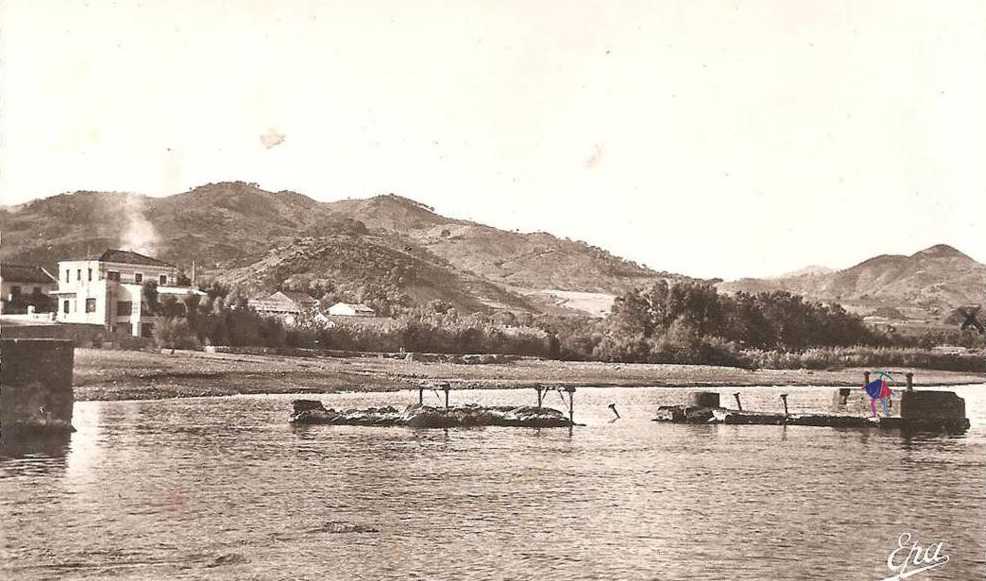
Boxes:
[71,348,986,402]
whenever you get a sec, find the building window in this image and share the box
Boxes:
[86,298,97,313]
[107,271,120,282]
[117,301,133,316]
[63,300,70,314]
[88,268,93,282]
[65,269,70,283]
[134,273,143,284]
[77,269,82,281]
[160,274,168,285]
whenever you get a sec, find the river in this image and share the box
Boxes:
[2,385,984,580]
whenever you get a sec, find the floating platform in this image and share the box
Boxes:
[653,404,970,433]
[290,399,575,428]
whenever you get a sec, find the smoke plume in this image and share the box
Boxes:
[120,195,160,256]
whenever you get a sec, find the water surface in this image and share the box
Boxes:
[2,385,984,580]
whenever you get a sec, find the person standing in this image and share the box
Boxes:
[863,371,894,417]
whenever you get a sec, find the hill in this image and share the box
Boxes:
[0,182,687,315]
[320,194,668,292]
[720,244,986,328]
[217,234,540,315]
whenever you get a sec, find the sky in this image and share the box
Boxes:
[1,0,985,280]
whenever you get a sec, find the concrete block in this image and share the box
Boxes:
[688,391,720,408]
[0,338,75,433]
[900,391,966,420]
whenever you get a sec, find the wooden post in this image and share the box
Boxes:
[780,393,789,418]
[565,386,576,425]
[418,385,424,405]
[905,372,914,392]
[732,392,743,412]
[443,382,450,410]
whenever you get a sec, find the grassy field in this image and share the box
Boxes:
[72,348,986,402]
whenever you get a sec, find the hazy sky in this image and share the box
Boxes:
[2,0,984,280]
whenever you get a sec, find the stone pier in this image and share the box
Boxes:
[656,385,971,433]
[0,338,75,434]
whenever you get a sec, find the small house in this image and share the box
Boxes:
[327,302,376,317]
[250,291,319,324]
[0,264,58,314]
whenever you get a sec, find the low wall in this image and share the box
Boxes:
[0,322,153,350]
[1,322,102,344]
[0,338,75,433]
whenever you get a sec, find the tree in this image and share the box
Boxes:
[142,281,160,315]
[153,317,197,353]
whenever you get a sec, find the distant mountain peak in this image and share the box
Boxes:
[368,193,437,212]
[772,264,835,279]
[912,244,971,260]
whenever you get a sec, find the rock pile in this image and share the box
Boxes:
[290,400,573,428]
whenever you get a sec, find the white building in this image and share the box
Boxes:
[52,249,203,337]
[327,302,376,317]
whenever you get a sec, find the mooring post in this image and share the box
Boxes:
[906,372,914,392]
[443,382,450,410]
[780,393,789,418]
[733,392,743,412]
[535,384,544,411]
[564,386,576,425]
[418,384,424,405]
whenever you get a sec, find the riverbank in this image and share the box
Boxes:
[71,348,986,402]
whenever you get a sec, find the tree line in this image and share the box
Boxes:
[145,279,985,369]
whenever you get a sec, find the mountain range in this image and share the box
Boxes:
[2,182,982,322]
[719,244,986,327]
[0,182,687,316]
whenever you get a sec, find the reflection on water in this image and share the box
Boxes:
[0,432,71,478]
[1,385,984,580]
